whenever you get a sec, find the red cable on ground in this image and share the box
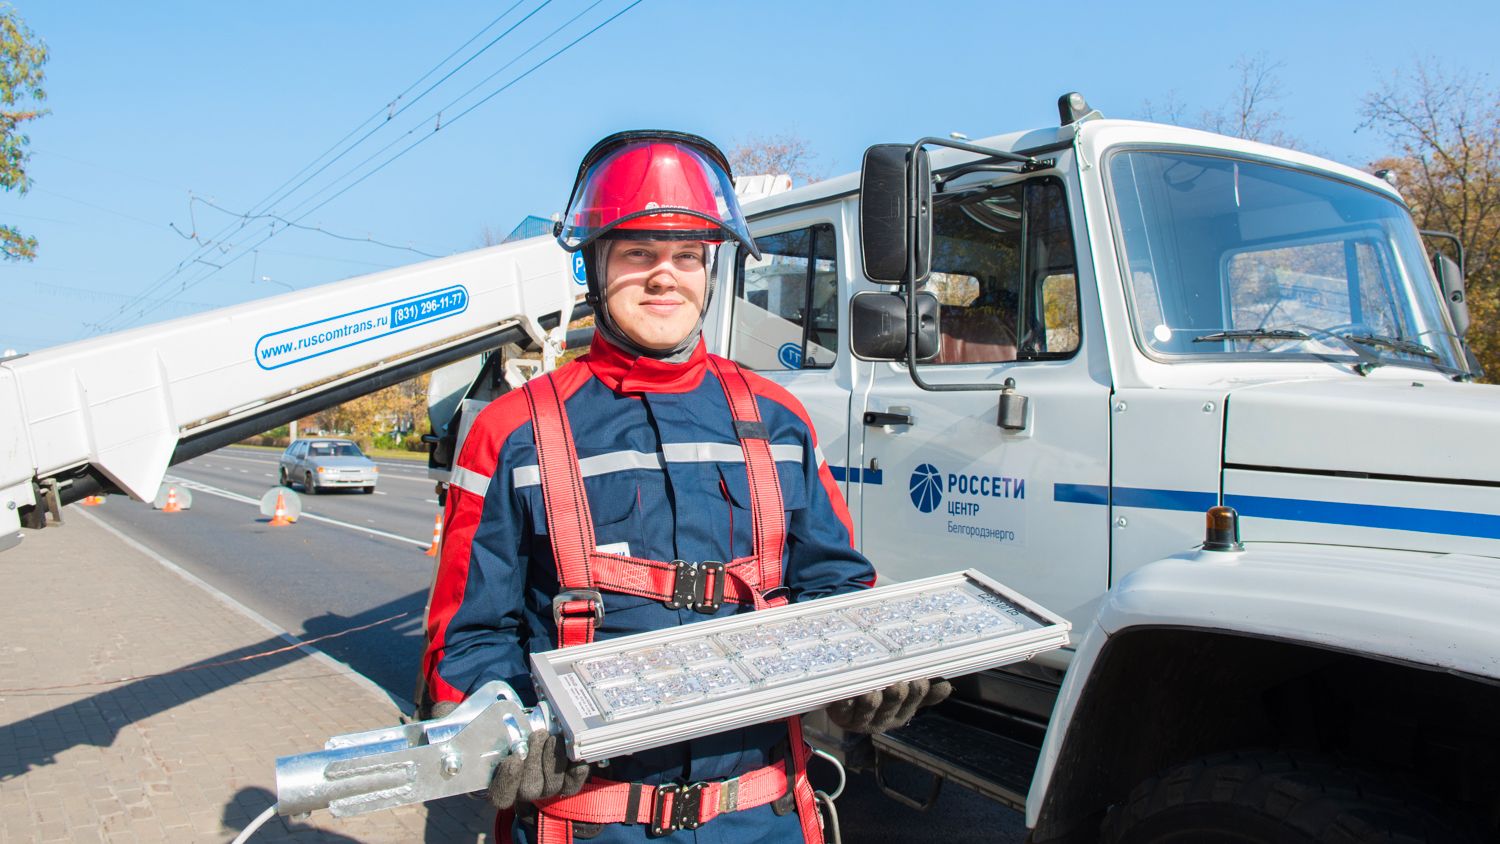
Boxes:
[0,611,409,694]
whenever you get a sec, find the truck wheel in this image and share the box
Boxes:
[1100,751,1480,844]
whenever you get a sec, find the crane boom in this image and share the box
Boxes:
[0,235,583,547]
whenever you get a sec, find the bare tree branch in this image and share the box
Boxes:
[1362,60,1500,378]
[727,132,825,186]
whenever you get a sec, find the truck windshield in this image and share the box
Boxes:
[1107,149,1465,373]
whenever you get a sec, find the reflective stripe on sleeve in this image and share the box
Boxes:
[450,465,491,499]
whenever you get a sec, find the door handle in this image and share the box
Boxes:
[863,411,914,427]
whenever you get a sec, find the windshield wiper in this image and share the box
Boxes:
[1192,328,1311,343]
[1341,333,1439,360]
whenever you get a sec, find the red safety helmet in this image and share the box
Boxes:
[556,130,761,260]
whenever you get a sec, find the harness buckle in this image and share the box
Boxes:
[665,561,726,613]
[648,782,706,836]
[552,589,604,628]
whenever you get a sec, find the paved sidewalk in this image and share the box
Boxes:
[0,508,493,842]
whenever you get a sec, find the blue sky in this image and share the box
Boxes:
[3,0,1497,352]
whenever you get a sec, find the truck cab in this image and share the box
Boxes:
[702,106,1499,840]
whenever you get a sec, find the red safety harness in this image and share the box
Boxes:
[518,356,824,843]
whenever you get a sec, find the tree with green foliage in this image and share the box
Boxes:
[1,2,47,262]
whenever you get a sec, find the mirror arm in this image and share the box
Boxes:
[903,138,1005,394]
[902,138,1030,393]
[1420,229,1465,272]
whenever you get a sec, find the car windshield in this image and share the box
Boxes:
[308,442,363,458]
[1107,150,1465,373]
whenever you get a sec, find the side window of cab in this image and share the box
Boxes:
[921,178,1080,364]
[730,223,838,371]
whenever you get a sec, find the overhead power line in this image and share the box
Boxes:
[182,196,445,258]
[247,0,548,231]
[89,3,541,333]
[278,0,614,224]
[96,0,645,332]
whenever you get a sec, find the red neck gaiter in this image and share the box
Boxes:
[584,332,708,395]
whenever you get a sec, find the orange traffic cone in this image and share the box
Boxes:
[81,495,104,506]
[268,490,293,526]
[424,513,443,556]
[161,487,183,513]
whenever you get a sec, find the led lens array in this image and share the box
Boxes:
[572,585,1022,721]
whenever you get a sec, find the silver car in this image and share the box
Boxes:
[278,439,378,494]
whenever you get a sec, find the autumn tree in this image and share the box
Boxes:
[1,3,47,261]
[728,132,824,186]
[311,373,431,451]
[1362,61,1500,378]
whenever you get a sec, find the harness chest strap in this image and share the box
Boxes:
[707,356,786,594]
[522,359,821,842]
[522,374,599,646]
[523,357,789,647]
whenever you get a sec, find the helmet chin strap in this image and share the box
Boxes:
[589,240,718,364]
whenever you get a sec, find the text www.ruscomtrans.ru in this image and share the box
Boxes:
[259,319,376,361]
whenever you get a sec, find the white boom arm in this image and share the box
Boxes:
[0,236,583,547]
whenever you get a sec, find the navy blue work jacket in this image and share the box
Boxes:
[423,334,875,794]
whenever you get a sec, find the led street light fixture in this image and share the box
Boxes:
[532,569,1069,762]
[273,569,1068,818]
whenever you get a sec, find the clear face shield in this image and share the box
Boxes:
[556,132,761,260]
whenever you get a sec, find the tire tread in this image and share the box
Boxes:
[1100,750,1480,844]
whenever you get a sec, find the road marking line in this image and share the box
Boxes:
[163,475,429,548]
[75,507,413,715]
[374,491,388,495]
[207,453,277,465]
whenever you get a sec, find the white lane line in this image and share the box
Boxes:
[424,499,439,505]
[374,491,388,496]
[164,475,429,548]
[375,472,432,483]
[75,507,413,715]
[209,453,279,465]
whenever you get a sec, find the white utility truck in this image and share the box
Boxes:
[3,94,1496,841]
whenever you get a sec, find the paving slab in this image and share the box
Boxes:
[0,508,493,842]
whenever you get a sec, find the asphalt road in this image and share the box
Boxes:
[92,445,1028,843]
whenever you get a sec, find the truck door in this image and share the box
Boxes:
[853,177,1111,627]
[722,209,860,531]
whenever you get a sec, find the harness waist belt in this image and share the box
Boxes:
[535,760,790,835]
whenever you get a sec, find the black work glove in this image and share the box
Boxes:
[824,678,952,734]
[487,729,591,810]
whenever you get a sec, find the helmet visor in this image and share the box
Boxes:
[558,135,760,259]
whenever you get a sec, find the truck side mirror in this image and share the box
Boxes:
[859,144,932,285]
[1433,253,1469,337]
[851,291,940,360]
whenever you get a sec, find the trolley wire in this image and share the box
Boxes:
[103,0,643,331]
[90,3,543,332]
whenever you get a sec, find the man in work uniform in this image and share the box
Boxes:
[422,130,948,843]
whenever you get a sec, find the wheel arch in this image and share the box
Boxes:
[1027,626,1500,842]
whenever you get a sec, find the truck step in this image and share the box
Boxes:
[872,710,1039,812]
